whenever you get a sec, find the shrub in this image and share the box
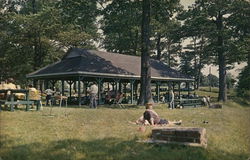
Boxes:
[237,65,250,98]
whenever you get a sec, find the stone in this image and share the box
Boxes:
[151,127,207,147]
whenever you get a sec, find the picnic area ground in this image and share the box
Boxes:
[0,88,250,160]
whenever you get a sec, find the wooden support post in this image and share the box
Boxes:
[10,92,14,112]
[135,82,139,100]
[25,90,30,111]
[172,82,175,93]
[108,82,110,91]
[84,82,88,96]
[97,78,103,105]
[115,80,119,93]
[178,82,181,99]
[156,81,160,103]
[67,80,73,98]
[70,82,72,98]
[168,82,173,102]
[45,80,48,89]
[123,83,127,101]
[187,82,190,98]
[61,80,65,96]
[78,77,82,107]
[130,80,135,104]
[111,82,115,91]
[113,79,120,94]
[119,81,122,92]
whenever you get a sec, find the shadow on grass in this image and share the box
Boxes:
[231,97,250,107]
[1,136,249,160]
[42,104,142,110]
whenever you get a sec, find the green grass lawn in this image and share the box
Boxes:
[1,100,250,160]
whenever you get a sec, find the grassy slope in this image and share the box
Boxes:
[0,91,250,160]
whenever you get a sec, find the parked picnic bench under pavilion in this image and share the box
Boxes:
[27,48,195,106]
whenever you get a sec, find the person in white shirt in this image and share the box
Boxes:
[88,82,98,108]
[169,89,175,109]
[44,87,55,106]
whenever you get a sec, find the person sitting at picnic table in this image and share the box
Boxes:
[28,84,42,109]
[2,78,23,100]
[136,103,182,126]
[202,95,211,106]
[44,87,55,106]
[0,78,24,109]
[104,89,113,105]
[4,78,17,90]
[115,91,123,102]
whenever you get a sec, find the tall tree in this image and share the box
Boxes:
[178,6,211,89]
[151,0,182,62]
[138,0,152,105]
[0,0,100,83]
[182,0,250,101]
[56,0,99,48]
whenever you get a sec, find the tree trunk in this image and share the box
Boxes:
[197,36,205,90]
[248,51,250,66]
[193,37,198,89]
[32,0,36,14]
[167,42,171,66]
[138,0,152,105]
[156,34,161,60]
[134,29,139,55]
[217,12,227,102]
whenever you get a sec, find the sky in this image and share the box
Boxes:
[180,0,195,9]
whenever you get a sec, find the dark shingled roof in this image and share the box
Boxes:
[27,48,193,81]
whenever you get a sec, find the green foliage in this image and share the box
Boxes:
[179,50,195,76]
[0,0,100,83]
[180,0,250,101]
[237,65,250,98]
[100,0,142,55]
[151,0,183,64]
[200,74,219,87]
[56,0,99,48]
[226,73,236,89]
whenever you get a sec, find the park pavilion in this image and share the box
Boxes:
[27,48,194,106]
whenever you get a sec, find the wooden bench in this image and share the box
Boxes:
[0,89,40,111]
[175,98,203,108]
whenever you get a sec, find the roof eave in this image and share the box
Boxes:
[26,71,194,82]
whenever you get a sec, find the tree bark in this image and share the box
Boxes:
[156,34,161,60]
[196,36,205,90]
[167,42,171,66]
[134,29,139,55]
[138,0,152,105]
[248,51,250,66]
[216,12,227,102]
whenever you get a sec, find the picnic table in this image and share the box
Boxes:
[174,98,203,108]
[0,89,39,111]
